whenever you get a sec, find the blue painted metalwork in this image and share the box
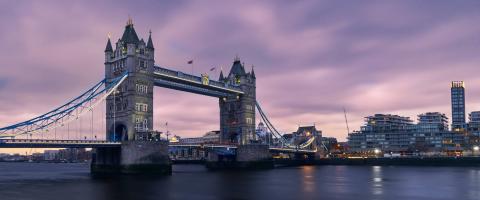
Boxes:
[256,101,317,151]
[154,79,233,97]
[0,139,121,148]
[0,72,129,138]
[153,65,244,97]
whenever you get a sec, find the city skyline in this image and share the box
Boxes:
[1,0,480,152]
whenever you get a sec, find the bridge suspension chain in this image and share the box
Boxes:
[0,72,129,138]
[255,101,316,149]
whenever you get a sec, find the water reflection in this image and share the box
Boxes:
[371,166,383,195]
[301,166,316,193]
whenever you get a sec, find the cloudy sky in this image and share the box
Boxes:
[0,0,480,151]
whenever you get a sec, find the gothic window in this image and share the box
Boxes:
[136,84,148,94]
[246,118,253,125]
[138,60,146,70]
[135,103,148,112]
[135,117,142,131]
[143,119,148,130]
[235,75,241,84]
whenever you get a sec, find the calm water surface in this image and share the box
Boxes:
[0,162,479,200]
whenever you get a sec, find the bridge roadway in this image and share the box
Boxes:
[0,140,316,154]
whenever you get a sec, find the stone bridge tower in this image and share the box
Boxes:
[219,58,256,145]
[104,19,155,141]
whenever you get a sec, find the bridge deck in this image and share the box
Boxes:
[0,140,317,154]
[153,66,244,97]
[0,139,121,148]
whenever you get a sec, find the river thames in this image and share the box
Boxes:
[0,163,479,200]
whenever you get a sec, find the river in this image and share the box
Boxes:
[0,162,479,200]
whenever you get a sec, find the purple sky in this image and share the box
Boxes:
[1,1,480,148]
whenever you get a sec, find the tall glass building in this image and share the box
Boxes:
[451,81,466,131]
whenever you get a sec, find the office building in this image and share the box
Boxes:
[451,81,466,130]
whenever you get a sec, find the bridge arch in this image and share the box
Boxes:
[109,123,128,141]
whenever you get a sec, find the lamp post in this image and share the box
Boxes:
[473,146,479,156]
[374,148,381,158]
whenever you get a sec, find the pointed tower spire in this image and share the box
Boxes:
[251,65,256,78]
[104,36,113,52]
[219,69,225,81]
[228,56,246,77]
[121,17,140,44]
[147,29,154,49]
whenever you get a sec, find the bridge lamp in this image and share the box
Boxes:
[473,146,479,151]
[373,148,381,154]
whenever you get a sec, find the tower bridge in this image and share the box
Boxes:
[0,19,320,174]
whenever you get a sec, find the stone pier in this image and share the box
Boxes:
[206,144,273,170]
[91,141,171,175]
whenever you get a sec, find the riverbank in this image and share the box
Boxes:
[314,157,480,166]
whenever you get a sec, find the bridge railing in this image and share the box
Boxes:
[0,139,120,144]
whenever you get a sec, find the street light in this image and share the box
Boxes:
[374,148,381,154]
[473,146,479,151]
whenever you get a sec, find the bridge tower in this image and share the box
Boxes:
[219,58,256,145]
[104,18,155,141]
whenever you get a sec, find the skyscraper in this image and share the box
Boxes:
[451,81,466,131]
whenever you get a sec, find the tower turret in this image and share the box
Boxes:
[105,38,113,52]
[220,57,257,145]
[250,65,256,79]
[147,30,154,50]
[219,70,224,81]
[105,18,155,141]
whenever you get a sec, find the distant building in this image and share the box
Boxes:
[348,112,470,154]
[451,81,466,130]
[417,112,449,132]
[202,131,220,143]
[176,131,221,144]
[43,150,59,161]
[348,114,416,153]
[468,111,480,135]
[321,137,338,152]
[256,122,273,144]
[291,125,322,149]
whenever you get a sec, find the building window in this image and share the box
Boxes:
[135,117,142,131]
[138,60,147,70]
[246,117,253,124]
[135,103,148,112]
[136,84,148,94]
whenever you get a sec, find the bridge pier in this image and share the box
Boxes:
[91,141,171,175]
[206,144,273,170]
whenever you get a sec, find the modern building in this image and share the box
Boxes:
[417,112,449,132]
[348,114,416,153]
[468,111,480,135]
[451,81,466,130]
[348,112,469,155]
